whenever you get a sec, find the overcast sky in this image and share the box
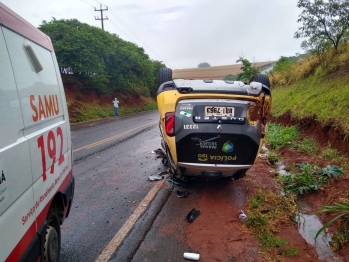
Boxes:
[1,0,304,69]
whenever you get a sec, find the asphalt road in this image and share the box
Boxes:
[60,110,174,261]
[59,110,250,262]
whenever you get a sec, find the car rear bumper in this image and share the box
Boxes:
[177,162,252,177]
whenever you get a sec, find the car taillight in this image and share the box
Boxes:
[165,112,175,136]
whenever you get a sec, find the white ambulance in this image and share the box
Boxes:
[0,3,74,261]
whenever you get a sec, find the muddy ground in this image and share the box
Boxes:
[184,133,349,261]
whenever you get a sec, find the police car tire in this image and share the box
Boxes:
[158,68,172,87]
[249,74,270,88]
[44,208,61,262]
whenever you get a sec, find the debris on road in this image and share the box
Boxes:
[148,174,163,181]
[166,175,187,188]
[152,148,166,158]
[148,171,169,181]
[177,190,190,198]
[183,252,200,260]
[187,208,200,223]
[239,210,247,222]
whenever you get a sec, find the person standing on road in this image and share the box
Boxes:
[112,97,119,116]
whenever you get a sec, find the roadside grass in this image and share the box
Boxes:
[265,123,349,250]
[69,99,157,123]
[316,200,349,251]
[282,163,344,195]
[270,66,349,135]
[269,43,349,134]
[266,123,349,170]
[267,150,280,167]
[246,190,299,258]
[295,137,319,155]
[266,123,299,149]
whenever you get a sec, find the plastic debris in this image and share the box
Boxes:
[187,208,200,223]
[148,174,163,181]
[239,210,247,222]
[177,190,190,198]
[148,171,168,181]
[183,252,200,260]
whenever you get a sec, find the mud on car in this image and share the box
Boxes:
[156,68,272,181]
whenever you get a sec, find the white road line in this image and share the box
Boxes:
[95,178,166,262]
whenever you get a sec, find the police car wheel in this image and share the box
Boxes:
[158,68,172,87]
[44,208,61,262]
[249,74,270,88]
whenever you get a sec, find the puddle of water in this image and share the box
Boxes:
[257,144,343,261]
[276,162,342,261]
[297,212,342,261]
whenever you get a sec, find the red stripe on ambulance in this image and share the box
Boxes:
[5,170,73,262]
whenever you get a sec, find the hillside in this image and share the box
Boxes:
[172,61,276,80]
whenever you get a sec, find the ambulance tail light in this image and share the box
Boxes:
[165,112,175,136]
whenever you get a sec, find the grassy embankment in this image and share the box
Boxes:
[269,44,349,135]
[242,44,349,258]
[65,91,157,123]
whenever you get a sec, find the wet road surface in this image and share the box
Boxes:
[61,111,171,261]
[59,110,329,262]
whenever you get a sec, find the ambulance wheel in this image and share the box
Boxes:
[249,74,270,88]
[44,208,61,262]
[158,68,172,87]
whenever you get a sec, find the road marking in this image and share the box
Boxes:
[95,178,166,262]
[73,120,158,152]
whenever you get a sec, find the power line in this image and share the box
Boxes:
[79,0,94,7]
[82,0,172,67]
[93,1,172,67]
[109,20,135,42]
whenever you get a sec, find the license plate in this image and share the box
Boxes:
[204,106,234,117]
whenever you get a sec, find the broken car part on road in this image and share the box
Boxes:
[187,208,201,223]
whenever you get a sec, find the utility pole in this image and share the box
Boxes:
[95,4,108,30]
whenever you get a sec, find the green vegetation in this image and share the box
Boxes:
[39,18,165,96]
[235,57,260,82]
[257,231,299,257]
[316,202,349,250]
[296,137,319,155]
[282,163,344,195]
[294,0,349,51]
[269,43,349,134]
[263,1,349,252]
[265,123,299,149]
[267,150,280,166]
[67,97,157,123]
[246,190,299,257]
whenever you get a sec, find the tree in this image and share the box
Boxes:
[294,0,349,51]
[39,18,165,96]
[197,62,211,68]
[301,36,332,62]
[273,57,294,73]
[235,57,260,82]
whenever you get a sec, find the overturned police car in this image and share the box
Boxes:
[156,68,272,181]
